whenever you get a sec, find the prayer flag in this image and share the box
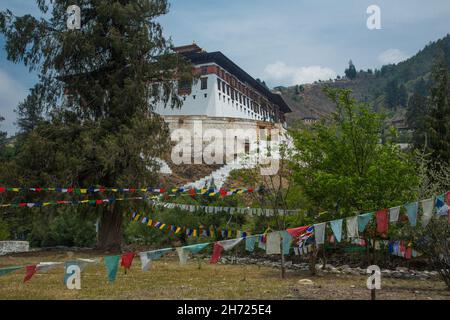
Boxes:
[330,219,343,242]
[104,255,120,283]
[358,212,373,233]
[405,202,419,227]
[376,209,389,236]
[210,243,224,264]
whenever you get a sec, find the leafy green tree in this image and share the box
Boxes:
[425,54,450,165]
[291,88,419,216]
[345,60,357,80]
[0,0,193,250]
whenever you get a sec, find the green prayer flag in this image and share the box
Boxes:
[0,266,23,277]
[104,255,120,283]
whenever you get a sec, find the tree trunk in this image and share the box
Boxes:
[309,246,318,276]
[97,203,123,252]
[321,245,327,270]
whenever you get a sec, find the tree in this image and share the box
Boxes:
[16,84,46,134]
[425,54,450,165]
[0,116,6,152]
[398,84,408,107]
[291,88,418,217]
[0,0,193,250]
[345,60,357,80]
[385,79,399,109]
[406,78,428,148]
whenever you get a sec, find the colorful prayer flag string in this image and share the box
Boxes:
[130,212,249,240]
[0,197,145,209]
[0,186,255,197]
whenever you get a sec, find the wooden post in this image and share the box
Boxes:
[371,288,376,300]
[280,234,286,279]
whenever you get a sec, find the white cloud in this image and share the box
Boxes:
[377,49,410,65]
[0,69,27,135]
[264,61,337,85]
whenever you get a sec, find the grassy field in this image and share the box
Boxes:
[1,250,450,300]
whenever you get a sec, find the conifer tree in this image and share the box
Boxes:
[0,0,193,250]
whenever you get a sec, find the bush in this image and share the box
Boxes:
[27,209,97,247]
[0,219,10,240]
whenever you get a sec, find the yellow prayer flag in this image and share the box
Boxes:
[175,227,181,234]
[147,219,153,227]
[159,224,166,230]
[133,215,141,222]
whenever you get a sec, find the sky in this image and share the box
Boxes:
[1,0,450,135]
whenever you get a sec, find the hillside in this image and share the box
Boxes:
[279,34,450,125]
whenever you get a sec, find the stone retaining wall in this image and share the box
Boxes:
[0,241,30,256]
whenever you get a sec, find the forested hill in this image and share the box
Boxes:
[278,34,450,125]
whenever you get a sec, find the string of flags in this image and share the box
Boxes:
[0,192,448,287]
[0,186,255,197]
[0,197,145,209]
[130,212,249,239]
[150,200,300,216]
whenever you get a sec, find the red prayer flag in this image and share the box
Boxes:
[95,200,104,205]
[120,252,136,270]
[286,226,309,238]
[23,265,37,283]
[219,188,227,198]
[376,209,389,236]
[405,247,413,260]
[209,243,224,264]
[0,187,5,193]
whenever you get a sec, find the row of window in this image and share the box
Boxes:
[217,78,276,120]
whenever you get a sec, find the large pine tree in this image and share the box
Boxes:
[406,78,429,148]
[0,0,193,250]
[425,53,450,165]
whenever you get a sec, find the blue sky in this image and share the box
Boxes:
[1,0,450,135]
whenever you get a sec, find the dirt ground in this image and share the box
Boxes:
[0,250,449,300]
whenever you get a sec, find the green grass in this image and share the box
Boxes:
[1,251,449,300]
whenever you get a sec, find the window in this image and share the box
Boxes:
[222,82,226,93]
[200,77,208,90]
[178,79,192,96]
[227,85,230,96]
[201,66,208,75]
[217,78,221,91]
[204,93,207,98]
